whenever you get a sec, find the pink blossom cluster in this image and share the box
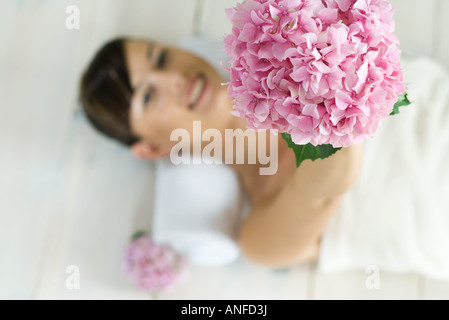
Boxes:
[124,235,189,293]
[224,0,405,147]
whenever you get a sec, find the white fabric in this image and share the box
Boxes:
[152,156,244,266]
[152,37,449,277]
[319,57,449,280]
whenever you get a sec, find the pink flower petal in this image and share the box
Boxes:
[224,0,406,147]
[335,0,353,11]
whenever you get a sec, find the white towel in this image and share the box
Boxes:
[152,156,245,266]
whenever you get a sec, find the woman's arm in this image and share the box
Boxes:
[237,143,364,267]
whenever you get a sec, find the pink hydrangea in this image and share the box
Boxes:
[124,235,189,294]
[224,0,405,147]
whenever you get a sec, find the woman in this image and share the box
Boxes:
[80,37,363,268]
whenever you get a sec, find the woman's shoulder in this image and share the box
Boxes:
[291,143,364,199]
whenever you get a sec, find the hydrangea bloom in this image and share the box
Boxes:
[124,234,189,294]
[224,0,405,147]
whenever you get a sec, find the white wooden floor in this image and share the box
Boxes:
[0,0,448,300]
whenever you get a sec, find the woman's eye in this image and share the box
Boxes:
[143,91,152,105]
[157,50,168,69]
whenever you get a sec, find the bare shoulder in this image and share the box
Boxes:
[248,142,363,213]
[239,140,363,211]
[291,143,364,199]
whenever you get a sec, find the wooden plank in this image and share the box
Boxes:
[198,0,240,40]
[423,279,449,300]
[33,116,157,299]
[110,0,198,45]
[437,0,449,69]
[0,0,159,299]
[311,265,422,299]
[0,1,17,62]
[390,0,436,58]
[159,259,311,300]
[0,0,97,299]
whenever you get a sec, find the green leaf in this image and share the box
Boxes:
[281,133,342,168]
[390,92,411,116]
[131,230,148,242]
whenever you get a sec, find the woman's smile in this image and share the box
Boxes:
[187,73,208,110]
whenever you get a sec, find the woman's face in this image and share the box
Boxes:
[124,40,233,152]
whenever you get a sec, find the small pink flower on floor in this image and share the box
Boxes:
[124,233,189,294]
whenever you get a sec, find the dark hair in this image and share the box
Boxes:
[79,38,140,146]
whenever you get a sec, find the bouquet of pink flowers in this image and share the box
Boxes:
[124,232,189,295]
[224,0,410,166]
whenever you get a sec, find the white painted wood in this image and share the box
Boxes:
[110,0,198,45]
[437,0,449,69]
[423,279,449,299]
[0,0,96,299]
[0,0,157,299]
[159,259,311,300]
[33,120,157,299]
[198,0,240,40]
[311,265,422,300]
[390,0,436,58]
